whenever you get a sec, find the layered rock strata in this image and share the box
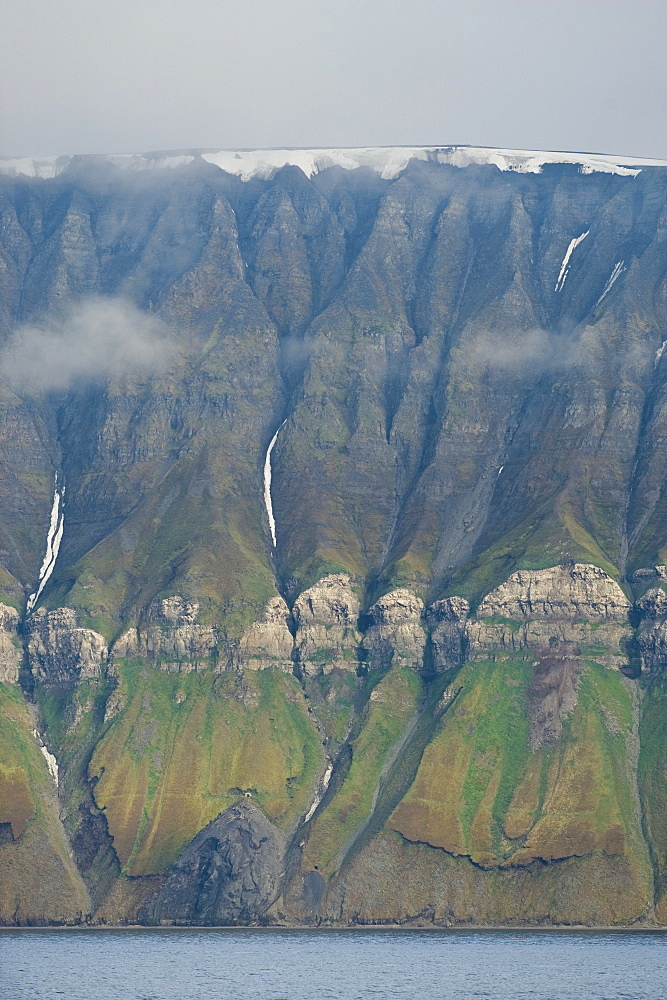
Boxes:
[236,596,294,672]
[0,604,21,684]
[635,580,667,675]
[362,589,426,672]
[111,597,218,673]
[292,575,362,676]
[2,561,665,927]
[28,608,108,685]
[468,564,632,670]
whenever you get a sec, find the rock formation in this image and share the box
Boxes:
[469,564,632,670]
[293,575,362,675]
[0,604,21,684]
[236,595,294,672]
[27,608,108,685]
[363,589,426,671]
[140,801,285,925]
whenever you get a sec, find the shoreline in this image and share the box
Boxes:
[1,922,666,933]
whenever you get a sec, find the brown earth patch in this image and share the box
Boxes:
[528,643,582,750]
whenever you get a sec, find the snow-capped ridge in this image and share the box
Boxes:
[3,146,667,182]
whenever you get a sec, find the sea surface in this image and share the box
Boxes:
[0,928,665,1000]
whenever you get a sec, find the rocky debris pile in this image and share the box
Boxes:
[139,801,285,925]
[527,644,583,749]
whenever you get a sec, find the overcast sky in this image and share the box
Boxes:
[2,0,666,159]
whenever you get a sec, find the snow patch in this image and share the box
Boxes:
[263,422,285,548]
[655,339,667,368]
[555,231,589,291]
[33,729,59,786]
[3,146,667,182]
[26,476,65,614]
[595,261,626,309]
[304,763,333,823]
[200,146,665,180]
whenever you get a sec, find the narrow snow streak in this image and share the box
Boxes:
[655,340,667,368]
[555,230,589,291]
[595,260,625,308]
[34,729,59,786]
[26,476,65,614]
[263,422,285,548]
[304,763,333,823]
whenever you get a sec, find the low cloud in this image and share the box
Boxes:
[1,297,173,392]
[466,327,584,373]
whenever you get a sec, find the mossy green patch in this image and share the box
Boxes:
[302,665,421,879]
[0,684,46,839]
[390,657,649,877]
[89,663,322,875]
[390,657,532,864]
[513,664,637,865]
[638,673,667,910]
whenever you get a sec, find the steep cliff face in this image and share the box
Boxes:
[1,149,667,926]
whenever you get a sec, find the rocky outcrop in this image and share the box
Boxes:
[632,566,667,585]
[293,575,362,676]
[363,589,426,671]
[426,597,470,672]
[635,584,667,674]
[112,597,218,672]
[28,608,107,685]
[235,596,294,672]
[476,564,631,621]
[139,801,285,925]
[0,604,21,684]
[467,617,631,670]
[469,564,632,670]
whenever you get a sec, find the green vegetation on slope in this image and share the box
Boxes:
[90,663,323,875]
[302,664,421,879]
[389,656,650,885]
[638,673,667,922]
[0,683,90,923]
[0,683,41,840]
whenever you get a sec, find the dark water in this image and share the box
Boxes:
[0,929,665,1000]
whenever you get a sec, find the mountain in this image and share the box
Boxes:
[1,145,667,926]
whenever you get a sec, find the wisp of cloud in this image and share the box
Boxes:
[1,297,172,392]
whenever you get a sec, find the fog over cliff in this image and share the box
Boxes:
[2,297,172,392]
